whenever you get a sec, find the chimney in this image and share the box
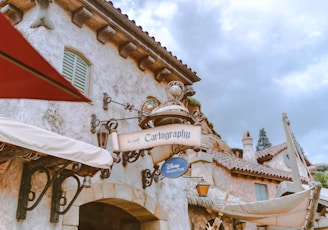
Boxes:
[242,131,256,163]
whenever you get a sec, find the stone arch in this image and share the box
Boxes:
[61,182,168,230]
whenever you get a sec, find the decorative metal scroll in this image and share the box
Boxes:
[141,165,161,189]
[16,159,98,222]
[16,161,70,220]
[122,149,149,166]
[50,171,84,223]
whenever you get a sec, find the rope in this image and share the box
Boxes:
[213,192,230,230]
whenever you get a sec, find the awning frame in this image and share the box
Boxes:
[15,156,100,223]
[0,115,113,222]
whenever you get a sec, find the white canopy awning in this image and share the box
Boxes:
[223,187,312,227]
[0,115,113,168]
[186,179,314,228]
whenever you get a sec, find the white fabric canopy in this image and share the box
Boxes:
[223,188,312,227]
[0,115,113,168]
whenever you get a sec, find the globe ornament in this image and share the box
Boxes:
[166,81,185,101]
[139,81,194,129]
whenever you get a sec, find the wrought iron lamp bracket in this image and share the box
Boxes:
[141,164,161,189]
[16,161,70,220]
[90,114,119,134]
[103,93,135,112]
[90,114,100,134]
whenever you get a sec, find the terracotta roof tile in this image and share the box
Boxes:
[256,143,287,161]
[108,1,198,76]
[213,152,293,181]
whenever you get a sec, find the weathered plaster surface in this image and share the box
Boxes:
[262,150,308,179]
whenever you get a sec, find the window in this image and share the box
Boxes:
[283,151,291,168]
[62,49,90,95]
[255,183,268,201]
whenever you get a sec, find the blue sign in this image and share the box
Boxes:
[161,157,189,178]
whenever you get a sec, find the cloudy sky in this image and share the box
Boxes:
[110,0,328,164]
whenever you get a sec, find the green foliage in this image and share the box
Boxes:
[187,97,221,138]
[256,128,272,151]
[317,165,328,172]
[313,171,328,188]
[203,117,221,139]
[188,97,202,107]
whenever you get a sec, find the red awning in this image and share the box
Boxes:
[0,13,91,102]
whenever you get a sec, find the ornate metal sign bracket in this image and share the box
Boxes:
[122,149,148,166]
[141,164,161,189]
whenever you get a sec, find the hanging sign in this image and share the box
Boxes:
[117,124,201,152]
[161,157,189,178]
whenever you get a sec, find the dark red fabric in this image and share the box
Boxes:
[0,13,91,102]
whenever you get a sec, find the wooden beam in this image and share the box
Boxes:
[97,25,116,44]
[155,67,171,82]
[1,4,23,25]
[72,7,92,28]
[119,41,137,58]
[138,55,155,71]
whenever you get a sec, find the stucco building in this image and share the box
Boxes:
[0,0,202,229]
[0,1,325,230]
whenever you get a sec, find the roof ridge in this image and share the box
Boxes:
[213,151,307,182]
[107,1,198,76]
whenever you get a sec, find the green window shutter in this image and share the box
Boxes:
[255,183,268,201]
[62,50,89,95]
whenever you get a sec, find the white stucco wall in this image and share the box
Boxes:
[262,150,308,179]
[0,3,190,230]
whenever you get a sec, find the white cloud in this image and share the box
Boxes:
[300,129,328,164]
[110,0,328,164]
[274,56,328,95]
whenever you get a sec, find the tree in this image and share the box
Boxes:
[313,171,328,188]
[256,128,272,151]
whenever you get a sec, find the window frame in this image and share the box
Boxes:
[255,183,268,201]
[62,49,90,95]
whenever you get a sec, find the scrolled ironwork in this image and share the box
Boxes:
[103,92,142,114]
[72,162,82,172]
[122,149,147,166]
[105,118,118,131]
[124,103,134,112]
[103,93,112,111]
[50,172,84,223]
[16,161,70,220]
[171,144,193,155]
[141,165,161,189]
[191,110,204,125]
[100,168,111,179]
[90,114,100,134]
[90,114,119,135]
[16,158,98,223]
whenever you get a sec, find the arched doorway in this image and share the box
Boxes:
[62,183,168,229]
[79,202,140,230]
